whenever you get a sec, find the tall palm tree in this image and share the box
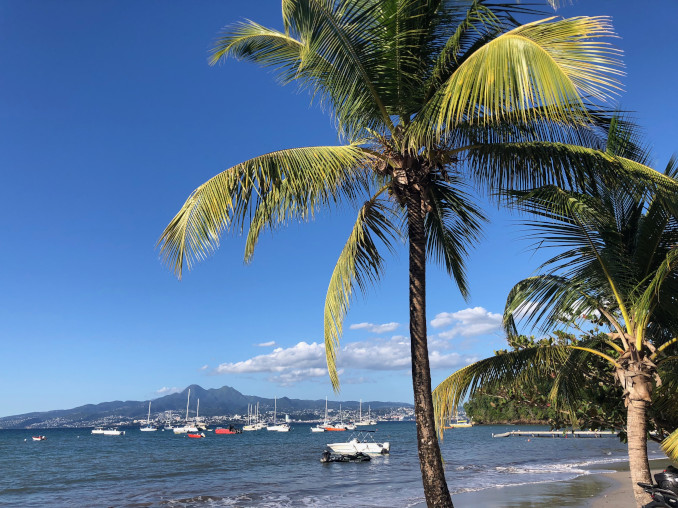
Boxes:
[433,151,678,506]
[158,2,633,505]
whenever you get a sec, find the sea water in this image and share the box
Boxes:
[0,423,664,507]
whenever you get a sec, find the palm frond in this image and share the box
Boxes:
[432,346,570,435]
[158,144,371,277]
[662,428,678,462]
[428,16,623,133]
[425,177,486,298]
[323,194,402,390]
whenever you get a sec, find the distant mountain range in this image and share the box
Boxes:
[0,384,413,429]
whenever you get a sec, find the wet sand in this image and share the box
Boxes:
[450,458,672,508]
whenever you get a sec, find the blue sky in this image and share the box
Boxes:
[1,1,676,417]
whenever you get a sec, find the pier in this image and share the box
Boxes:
[492,430,617,438]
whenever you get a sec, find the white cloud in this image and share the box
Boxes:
[216,341,326,374]
[213,334,476,386]
[431,307,502,339]
[256,341,277,347]
[156,386,181,396]
[199,364,209,371]
[349,322,400,333]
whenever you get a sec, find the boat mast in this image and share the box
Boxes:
[324,396,328,425]
[147,401,151,425]
[185,388,190,422]
[273,397,277,425]
[196,398,200,423]
[359,399,362,422]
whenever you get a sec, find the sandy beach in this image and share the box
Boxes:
[451,458,672,507]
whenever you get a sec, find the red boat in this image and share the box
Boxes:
[32,435,46,441]
[187,433,205,439]
[215,426,241,435]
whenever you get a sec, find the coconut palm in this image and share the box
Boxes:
[433,150,678,506]
[157,2,635,505]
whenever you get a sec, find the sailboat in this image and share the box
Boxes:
[355,399,377,427]
[173,389,199,434]
[243,402,265,431]
[323,402,351,431]
[266,397,290,432]
[140,401,158,431]
[311,397,328,432]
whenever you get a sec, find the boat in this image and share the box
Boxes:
[323,403,351,431]
[320,450,371,463]
[267,398,290,432]
[140,401,158,432]
[215,425,242,435]
[31,435,46,441]
[311,397,328,432]
[444,416,473,429]
[355,400,377,426]
[187,432,205,439]
[173,389,199,434]
[243,403,266,431]
[326,431,390,455]
[92,427,124,436]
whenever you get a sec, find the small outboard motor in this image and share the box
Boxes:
[656,466,678,495]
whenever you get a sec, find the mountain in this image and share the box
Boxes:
[0,385,412,429]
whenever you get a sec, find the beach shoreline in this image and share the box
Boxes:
[447,458,672,507]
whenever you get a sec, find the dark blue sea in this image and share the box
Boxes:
[0,423,665,507]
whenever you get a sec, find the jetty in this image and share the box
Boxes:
[492,430,617,438]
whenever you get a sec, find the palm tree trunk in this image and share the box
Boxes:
[627,398,653,507]
[407,192,454,508]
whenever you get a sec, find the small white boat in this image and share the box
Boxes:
[92,427,124,436]
[327,431,390,455]
[310,425,325,432]
[32,435,46,441]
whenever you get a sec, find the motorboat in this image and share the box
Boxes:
[215,426,242,435]
[326,431,390,455]
[320,450,371,463]
[310,424,325,432]
[92,427,124,436]
[31,435,46,441]
[187,432,205,439]
[444,416,473,429]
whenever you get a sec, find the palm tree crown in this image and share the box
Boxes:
[157,2,643,506]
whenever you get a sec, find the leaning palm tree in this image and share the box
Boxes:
[433,152,678,506]
[158,1,633,505]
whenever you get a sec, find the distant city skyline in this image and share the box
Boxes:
[1,1,676,417]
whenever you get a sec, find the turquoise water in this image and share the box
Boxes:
[0,423,664,507]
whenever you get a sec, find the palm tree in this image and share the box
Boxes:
[158,2,632,505]
[433,152,678,506]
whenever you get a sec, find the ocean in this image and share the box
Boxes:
[0,423,665,507]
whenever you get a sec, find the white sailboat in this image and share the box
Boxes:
[311,397,327,432]
[355,399,377,427]
[267,398,290,432]
[140,401,158,431]
[173,389,199,434]
[243,402,265,431]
